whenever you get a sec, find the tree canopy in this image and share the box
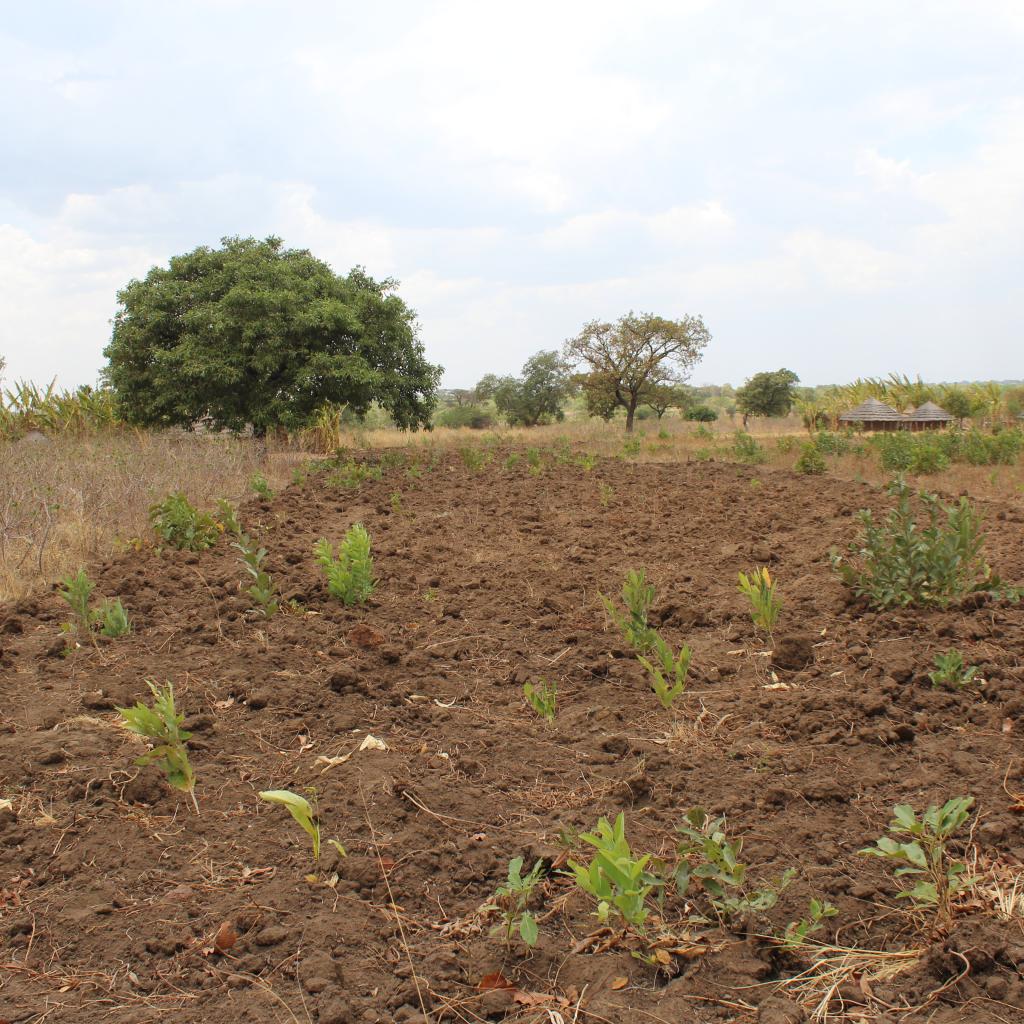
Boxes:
[735,368,800,426]
[564,312,710,431]
[474,351,572,426]
[103,236,442,434]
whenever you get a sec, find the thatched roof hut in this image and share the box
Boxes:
[839,397,906,431]
[906,401,953,430]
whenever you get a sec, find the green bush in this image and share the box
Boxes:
[795,442,827,475]
[434,404,495,429]
[685,406,718,422]
[149,493,220,551]
[731,431,767,465]
[831,477,1020,608]
[813,431,851,456]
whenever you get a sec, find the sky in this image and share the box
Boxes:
[1,0,1022,391]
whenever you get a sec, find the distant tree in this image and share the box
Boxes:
[449,388,476,407]
[685,405,718,422]
[643,382,692,419]
[939,386,974,426]
[473,374,504,402]
[104,236,441,435]
[564,312,710,432]
[492,350,572,426]
[735,368,800,428]
[577,371,619,421]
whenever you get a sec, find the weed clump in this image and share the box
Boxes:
[150,492,220,551]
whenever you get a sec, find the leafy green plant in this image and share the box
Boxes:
[97,598,132,637]
[782,898,839,950]
[233,533,279,617]
[737,567,781,636]
[259,789,346,874]
[459,446,492,472]
[576,452,598,472]
[503,452,521,471]
[928,649,979,690]
[324,460,383,489]
[621,436,641,459]
[389,491,403,516]
[601,570,655,652]
[523,680,557,722]
[568,813,659,929]
[117,682,197,811]
[859,797,974,923]
[526,447,544,475]
[250,473,274,500]
[484,856,545,947]
[831,478,1019,608]
[676,808,794,921]
[315,524,375,605]
[637,632,691,709]
[215,498,242,537]
[599,482,614,507]
[795,442,827,475]
[59,568,96,637]
[731,431,767,465]
[149,492,220,551]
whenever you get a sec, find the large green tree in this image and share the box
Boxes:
[104,236,441,434]
[489,350,572,426]
[564,312,710,431]
[735,368,800,427]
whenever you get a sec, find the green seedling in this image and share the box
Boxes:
[117,682,197,812]
[567,813,659,929]
[215,498,242,537]
[795,442,827,475]
[599,482,614,507]
[576,453,598,472]
[250,473,274,500]
[523,680,557,722]
[657,428,670,441]
[737,567,781,637]
[325,460,382,489]
[526,447,543,475]
[782,897,839,950]
[259,789,346,875]
[601,570,655,653]
[928,650,979,690]
[503,452,521,471]
[676,807,794,921]
[150,492,220,551]
[621,436,641,459]
[483,856,546,947]
[859,797,974,924]
[291,465,309,488]
[233,533,279,617]
[315,524,375,605]
[459,447,491,472]
[59,569,96,637]
[97,598,132,638]
[389,491,403,516]
[637,632,691,709]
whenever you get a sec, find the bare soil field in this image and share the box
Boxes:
[2,451,1024,1024]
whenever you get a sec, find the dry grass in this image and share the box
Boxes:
[0,432,295,601]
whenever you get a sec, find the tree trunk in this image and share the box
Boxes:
[625,399,638,432]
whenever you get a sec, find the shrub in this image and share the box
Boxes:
[731,431,767,465]
[249,473,274,500]
[315,524,375,605]
[812,431,851,456]
[859,797,973,924]
[685,406,718,422]
[794,442,826,475]
[117,682,196,811]
[831,477,1019,608]
[434,404,495,430]
[149,492,220,551]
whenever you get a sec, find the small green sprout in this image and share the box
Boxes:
[567,813,659,929]
[576,453,598,472]
[782,897,839,950]
[737,567,781,637]
[523,680,557,722]
[600,570,655,653]
[389,491,403,516]
[259,789,346,874]
[215,498,243,537]
[928,650,979,690]
[117,682,197,812]
[97,598,132,638]
[59,569,96,637]
[250,473,274,500]
[859,797,974,924]
[484,856,546,947]
[315,524,375,605]
[233,533,279,617]
[599,482,614,507]
[637,632,691,709]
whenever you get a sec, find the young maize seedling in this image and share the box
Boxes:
[928,650,978,690]
[859,797,974,925]
[483,856,545,947]
[637,632,691,709]
[259,789,346,876]
[315,524,375,605]
[117,682,197,812]
[250,473,274,500]
[599,482,614,508]
[97,598,132,638]
[782,897,839,950]
[567,813,660,929]
[600,570,655,653]
[676,807,794,922]
[233,533,279,617]
[523,680,557,723]
[526,447,543,475]
[59,569,96,638]
[737,567,781,637]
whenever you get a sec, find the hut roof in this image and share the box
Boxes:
[908,401,953,422]
[839,397,904,422]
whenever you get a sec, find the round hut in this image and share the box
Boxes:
[906,401,953,431]
[838,397,906,432]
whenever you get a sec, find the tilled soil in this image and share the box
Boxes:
[2,453,1024,1024]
